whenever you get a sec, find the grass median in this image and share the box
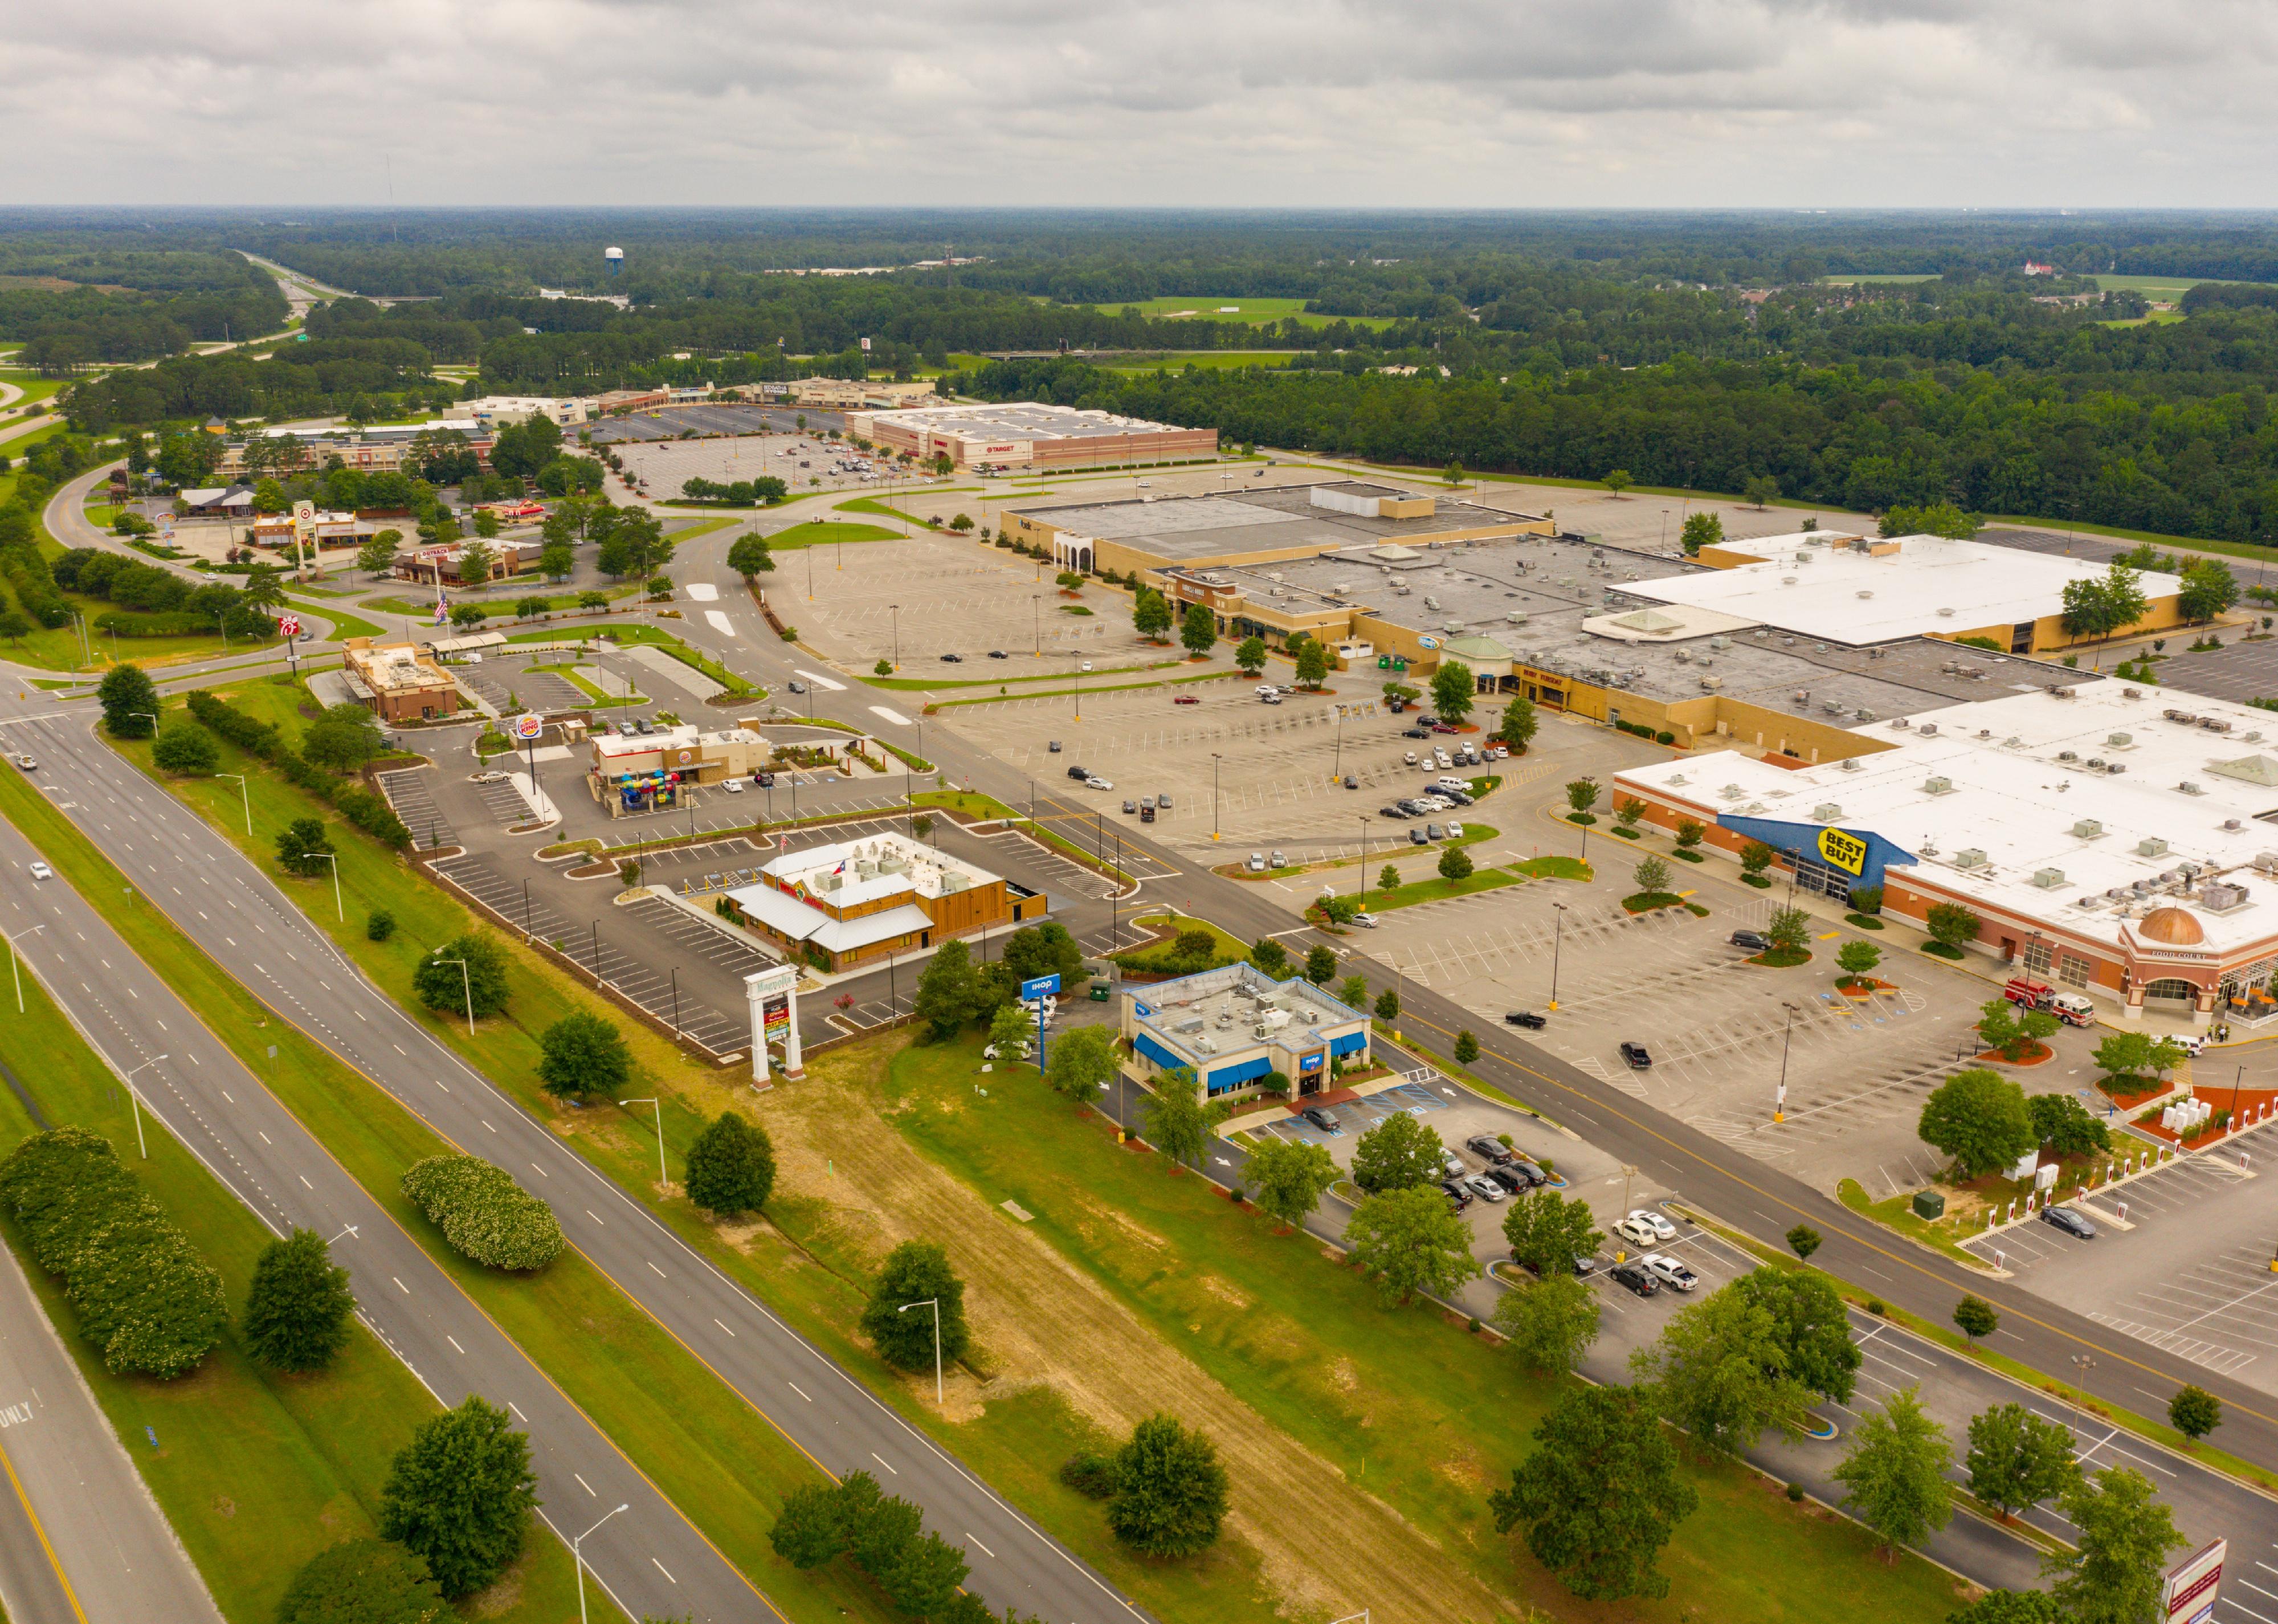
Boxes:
[0,754,905,1624]
[0,940,604,1624]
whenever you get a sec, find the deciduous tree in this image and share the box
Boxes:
[1345,1185,1482,1304]
[1044,1023,1118,1103]
[1430,660,1475,723]
[377,1397,539,1600]
[1919,1068,2036,1178]
[860,1241,969,1372]
[684,1111,775,1215]
[1965,1402,2078,1520]
[1108,1415,1228,1557]
[1834,1385,1953,1555]
[1503,1188,1605,1277]
[243,1228,356,1374]
[1350,1111,1444,1194]
[534,1011,631,1100]
[1492,1272,1601,1377]
[2045,1467,2184,1624]
[1629,1283,1816,1455]
[1243,1137,1338,1231]
[1489,1385,1695,1599]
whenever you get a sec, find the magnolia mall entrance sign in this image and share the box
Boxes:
[744,963,803,1085]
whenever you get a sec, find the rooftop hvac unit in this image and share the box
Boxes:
[2058,750,2078,761]
[1856,709,1878,722]
[2108,732,2133,747]
[2004,736,2024,748]
[2105,762,2126,774]
[2087,758,2106,769]
[2140,837,2170,856]
[1922,776,1954,795]
[2204,882,2251,912]
[1812,802,1843,821]
[1782,576,1798,586]
[1710,636,1731,651]
[1423,597,1440,610]
[2072,819,2104,840]
[1505,611,1527,623]
[1891,718,1913,729]
[2124,687,2143,699]
[2204,717,2235,732]
[1793,690,1810,704]
[2226,819,2245,832]
[1699,675,1723,690]
[1823,700,1846,715]
[2256,851,2278,873]
[1839,758,1861,772]
[2050,685,2077,699]
[2180,782,2206,795]
[1954,848,1989,868]
[1919,722,1938,736]
[2032,868,2067,889]
[1721,782,1746,798]
[1937,607,1957,617]
[1857,589,1875,599]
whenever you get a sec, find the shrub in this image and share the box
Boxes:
[150,720,218,775]
[0,1126,226,1378]
[413,933,510,1021]
[366,908,397,941]
[399,1153,564,1271]
[334,784,412,848]
[861,1241,970,1372]
[273,1539,444,1624]
[684,1111,776,1215]
[1059,1452,1120,1499]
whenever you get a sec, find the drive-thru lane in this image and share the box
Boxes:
[0,704,1150,1624]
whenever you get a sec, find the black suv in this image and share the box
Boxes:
[1504,1010,1546,1029]
[1609,1263,1660,1298]
[1729,929,1770,951]
[1067,765,1089,780]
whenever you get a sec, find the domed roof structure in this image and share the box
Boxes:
[2136,905,2205,945]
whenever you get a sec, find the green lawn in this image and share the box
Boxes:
[1361,864,1526,912]
[764,520,900,548]
[1097,352,1297,374]
[2091,274,2242,301]
[0,744,907,1624]
[0,943,605,1624]
[1086,295,1394,331]
[873,1039,1973,1624]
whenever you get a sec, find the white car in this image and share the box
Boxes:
[1349,911,1378,929]
[470,770,510,784]
[11,753,34,772]
[1640,1252,1700,1292]
[722,778,745,793]
[1254,684,1279,697]
[1435,776,1467,791]
[1438,1149,1464,1180]
[983,1040,1032,1060]
[1403,751,1419,766]
[27,861,51,882]
[1463,1173,1507,1204]
[1444,823,1464,840]
[1627,1208,1679,1242]
[2167,1032,2208,1057]
[1612,1215,1661,1248]
[1085,776,1113,790]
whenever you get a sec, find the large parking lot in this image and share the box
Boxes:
[586,403,839,444]
[602,428,958,503]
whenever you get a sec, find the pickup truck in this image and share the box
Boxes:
[2002,977,2095,1027]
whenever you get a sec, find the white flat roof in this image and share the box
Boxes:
[760,832,999,902]
[722,882,933,954]
[1627,533,2183,646]
[1616,678,2278,960]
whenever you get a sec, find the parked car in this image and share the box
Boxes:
[1173,694,1200,705]
[2169,1033,2209,1058]
[1729,929,1770,951]
[1439,1178,1473,1211]
[1445,822,1465,840]
[1462,1173,1507,1203]
[1409,828,1428,846]
[1348,910,1377,928]
[1067,764,1089,780]
[1122,799,1137,814]
[1435,776,1467,791]
[1047,740,1062,752]
[1260,693,1282,705]
[1425,823,1444,841]
[1402,727,1431,740]
[723,778,745,794]
[1613,1215,1661,1248]
[1085,776,1113,790]
[1504,1010,1546,1029]
[470,770,510,784]
[988,650,1009,659]
[27,862,51,882]
[1430,723,1459,735]
[2042,1205,2097,1240]
[1246,852,1267,872]
[1465,1135,1514,1164]
[1627,1209,1678,1242]
[1619,1041,1653,1069]
[1485,1165,1528,1195]
[787,680,807,695]
[1141,796,1156,810]
[1270,850,1287,868]
[1301,1107,1341,1133]
[1438,1148,1465,1180]
[939,652,964,663]
[1342,774,1358,790]
[1640,1253,1700,1292]
[1608,1263,1660,1298]
[1379,805,1408,820]
[1525,1253,1600,1279]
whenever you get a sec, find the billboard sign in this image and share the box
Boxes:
[2164,1540,2224,1624]
[761,991,791,1040]
[1020,974,1061,1002]
[513,713,544,741]
[275,614,303,639]
[1816,826,1869,876]
[1299,1052,1324,1074]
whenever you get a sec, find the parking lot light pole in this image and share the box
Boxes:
[217,773,252,835]
[898,1297,945,1405]
[1546,902,1568,1010]
[889,603,900,669]
[1032,595,1041,657]
[624,1097,667,1189]
[1357,818,1367,900]
[1775,1001,1801,1123]
[1211,753,1223,841]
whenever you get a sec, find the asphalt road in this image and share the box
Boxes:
[613,513,2278,1523]
[0,1225,223,1624]
[0,702,1152,1624]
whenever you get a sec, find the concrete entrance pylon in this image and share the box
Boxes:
[745,964,803,1084]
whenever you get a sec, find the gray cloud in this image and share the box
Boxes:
[11,0,2278,205]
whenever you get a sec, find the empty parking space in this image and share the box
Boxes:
[2149,636,2278,707]
[377,768,458,851]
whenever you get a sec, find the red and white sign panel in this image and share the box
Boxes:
[275,614,302,638]
[2165,1539,2226,1624]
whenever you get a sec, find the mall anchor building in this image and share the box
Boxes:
[1614,680,2278,1022]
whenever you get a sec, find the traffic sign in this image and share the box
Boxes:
[513,713,544,741]
[276,614,302,638]
[1020,974,1061,1002]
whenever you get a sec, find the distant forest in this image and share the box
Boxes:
[27,207,2278,544]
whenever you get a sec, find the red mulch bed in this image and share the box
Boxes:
[1974,1041,2054,1067]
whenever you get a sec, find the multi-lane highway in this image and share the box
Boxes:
[0,694,1153,1622]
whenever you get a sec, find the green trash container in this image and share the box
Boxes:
[1089,983,1111,1002]
[1911,1189,1946,1221]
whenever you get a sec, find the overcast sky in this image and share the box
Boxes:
[18,0,2278,207]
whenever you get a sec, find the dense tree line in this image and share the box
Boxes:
[0,247,285,370]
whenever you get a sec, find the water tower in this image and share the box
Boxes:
[604,246,624,278]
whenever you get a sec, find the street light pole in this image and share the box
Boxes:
[313,851,344,921]
[1547,902,1567,1010]
[889,603,900,669]
[1,924,43,1011]
[624,1096,667,1188]
[121,1055,169,1160]
[217,772,252,835]
[572,1503,630,1624]
[428,951,475,1035]
[899,1297,944,1405]
[1211,753,1222,842]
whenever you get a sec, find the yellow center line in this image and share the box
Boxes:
[0,1429,88,1623]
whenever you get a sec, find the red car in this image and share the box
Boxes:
[1173,695,1200,705]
